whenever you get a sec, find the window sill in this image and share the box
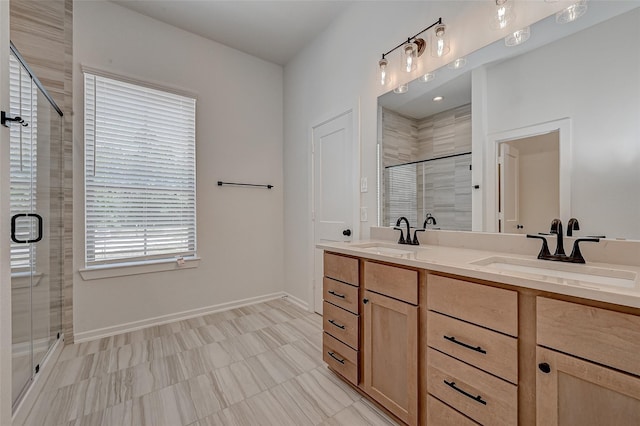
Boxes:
[79,256,200,281]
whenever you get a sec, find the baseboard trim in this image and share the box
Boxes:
[12,335,64,426]
[74,292,287,343]
[282,292,310,312]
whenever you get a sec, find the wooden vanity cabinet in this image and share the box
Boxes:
[536,297,640,425]
[362,261,419,425]
[322,251,640,426]
[322,252,360,386]
[425,274,519,426]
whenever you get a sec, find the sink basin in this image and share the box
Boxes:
[349,242,417,257]
[472,256,638,288]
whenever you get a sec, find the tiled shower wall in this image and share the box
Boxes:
[381,104,472,229]
[10,0,74,342]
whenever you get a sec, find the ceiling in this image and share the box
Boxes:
[112,1,353,65]
[378,72,472,120]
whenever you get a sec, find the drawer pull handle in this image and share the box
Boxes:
[328,290,346,299]
[328,319,346,329]
[444,335,487,354]
[444,380,487,405]
[327,351,345,364]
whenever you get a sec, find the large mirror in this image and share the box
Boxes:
[378,1,640,240]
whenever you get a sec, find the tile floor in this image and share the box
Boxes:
[23,297,398,426]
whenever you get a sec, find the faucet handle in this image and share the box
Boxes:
[527,234,551,259]
[393,227,406,244]
[412,229,425,245]
[569,238,600,264]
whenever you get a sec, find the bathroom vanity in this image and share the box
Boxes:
[318,236,640,425]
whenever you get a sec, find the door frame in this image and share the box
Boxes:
[485,118,571,233]
[308,104,360,313]
[0,1,14,423]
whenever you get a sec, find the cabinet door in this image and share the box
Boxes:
[537,346,640,426]
[363,290,418,425]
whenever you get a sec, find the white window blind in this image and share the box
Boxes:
[84,72,196,266]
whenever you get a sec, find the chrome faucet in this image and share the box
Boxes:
[393,217,412,245]
[527,218,599,263]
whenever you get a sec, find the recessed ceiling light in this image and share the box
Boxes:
[433,96,444,102]
[447,57,467,70]
[393,84,409,94]
[419,72,436,83]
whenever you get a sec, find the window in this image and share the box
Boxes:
[9,52,38,273]
[84,72,196,267]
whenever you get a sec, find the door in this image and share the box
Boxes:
[8,46,63,410]
[312,111,356,314]
[363,290,418,425]
[537,346,640,425]
[499,143,520,233]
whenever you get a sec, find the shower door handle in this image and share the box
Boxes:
[11,213,43,243]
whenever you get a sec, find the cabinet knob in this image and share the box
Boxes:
[538,362,551,374]
[363,298,369,304]
[342,229,351,236]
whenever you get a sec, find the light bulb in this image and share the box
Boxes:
[556,0,587,24]
[431,25,450,58]
[379,57,389,86]
[492,0,515,30]
[402,42,417,73]
[505,27,530,46]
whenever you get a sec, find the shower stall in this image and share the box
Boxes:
[5,43,64,411]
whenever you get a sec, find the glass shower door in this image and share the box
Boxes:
[9,47,63,410]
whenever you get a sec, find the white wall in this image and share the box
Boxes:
[485,8,640,239]
[73,1,284,336]
[283,1,567,304]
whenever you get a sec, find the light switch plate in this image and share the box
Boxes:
[360,207,368,222]
[360,177,368,193]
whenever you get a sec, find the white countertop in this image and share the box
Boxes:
[317,239,640,309]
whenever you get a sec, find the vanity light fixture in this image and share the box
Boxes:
[377,17,444,83]
[556,0,587,24]
[492,0,515,30]
[447,57,467,70]
[505,26,530,46]
[393,84,409,94]
[431,24,450,58]
[419,72,436,83]
[379,57,389,86]
[433,96,444,102]
[402,40,419,72]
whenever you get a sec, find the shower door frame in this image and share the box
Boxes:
[5,42,64,415]
[0,1,13,423]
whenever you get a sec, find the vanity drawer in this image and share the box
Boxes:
[323,277,359,314]
[324,252,359,286]
[427,348,517,426]
[323,301,359,349]
[427,274,518,337]
[427,311,518,384]
[323,332,358,385]
[537,297,640,377]
[364,261,418,305]
[426,395,479,426]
